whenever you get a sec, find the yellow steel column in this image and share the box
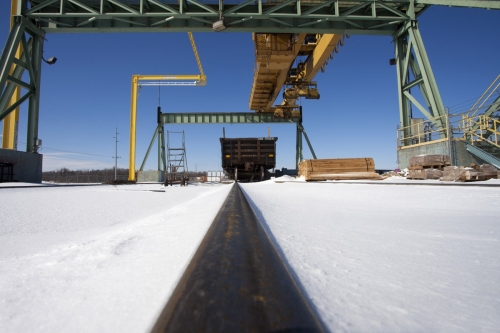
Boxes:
[2,0,20,150]
[128,75,139,181]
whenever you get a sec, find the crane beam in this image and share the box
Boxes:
[160,112,301,124]
[249,33,307,112]
[22,0,433,34]
[415,0,500,9]
[302,34,343,81]
[249,33,347,115]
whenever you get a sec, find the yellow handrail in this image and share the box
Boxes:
[397,114,448,149]
[459,114,500,148]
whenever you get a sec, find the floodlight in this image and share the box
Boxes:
[389,58,396,66]
[213,19,227,32]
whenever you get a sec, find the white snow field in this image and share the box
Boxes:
[1,178,500,333]
[241,178,500,333]
[0,183,232,333]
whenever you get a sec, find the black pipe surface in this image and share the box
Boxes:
[151,183,325,333]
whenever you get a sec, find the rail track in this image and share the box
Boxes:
[151,183,325,333]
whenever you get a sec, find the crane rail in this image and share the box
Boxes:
[151,183,325,333]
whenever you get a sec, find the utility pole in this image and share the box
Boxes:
[113,128,121,180]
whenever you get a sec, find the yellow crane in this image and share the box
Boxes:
[249,33,347,118]
[128,32,206,181]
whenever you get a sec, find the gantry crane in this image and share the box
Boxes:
[128,32,206,181]
[248,33,349,166]
[249,33,347,118]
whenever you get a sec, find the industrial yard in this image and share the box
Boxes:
[1,179,499,332]
[1,0,500,332]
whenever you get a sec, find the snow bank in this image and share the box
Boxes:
[240,181,500,332]
[0,183,232,333]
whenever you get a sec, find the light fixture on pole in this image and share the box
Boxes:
[42,56,57,65]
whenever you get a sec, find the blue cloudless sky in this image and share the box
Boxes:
[1,3,499,172]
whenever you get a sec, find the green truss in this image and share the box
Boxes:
[160,112,300,124]
[22,1,500,34]
[24,0,431,35]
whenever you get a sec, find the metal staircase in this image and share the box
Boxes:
[465,141,500,169]
[165,131,189,186]
[458,75,500,169]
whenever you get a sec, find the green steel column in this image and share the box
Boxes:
[394,33,410,145]
[26,33,43,153]
[393,20,447,143]
[140,125,159,171]
[157,124,162,171]
[159,123,166,171]
[295,123,303,169]
[409,25,446,121]
[301,124,317,159]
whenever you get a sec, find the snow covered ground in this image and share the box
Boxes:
[1,178,499,332]
[241,178,500,333]
[0,183,232,332]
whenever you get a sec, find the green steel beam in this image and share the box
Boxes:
[24,0,433,34]
[160,112,300,124]
[415,0,500,9]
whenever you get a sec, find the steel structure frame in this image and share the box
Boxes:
[0,14,45,153]
[1,0,498,174]
[393,18,447,143]
[139,115,167,172]
[18,1,500,33]
[157,110,313,169]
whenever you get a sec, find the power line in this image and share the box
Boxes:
[18,142,112,158]
[17,108,116,140]
[448,96,483,110]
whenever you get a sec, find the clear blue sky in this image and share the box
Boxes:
[1,3,499,172]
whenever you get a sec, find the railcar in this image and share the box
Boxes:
[220,137,278,181]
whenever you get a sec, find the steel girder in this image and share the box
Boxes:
[393,20,446,141]
[22,0,500,34]
[415,0,500,9]
[24,0,430,35]
[160,112,300,124]
[0,15,45,152]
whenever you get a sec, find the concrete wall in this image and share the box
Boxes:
[0,149,43,183]
[397,141,450,169]
[136,170,163,183]
[397,140,481,169]
[452,140,481,167]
